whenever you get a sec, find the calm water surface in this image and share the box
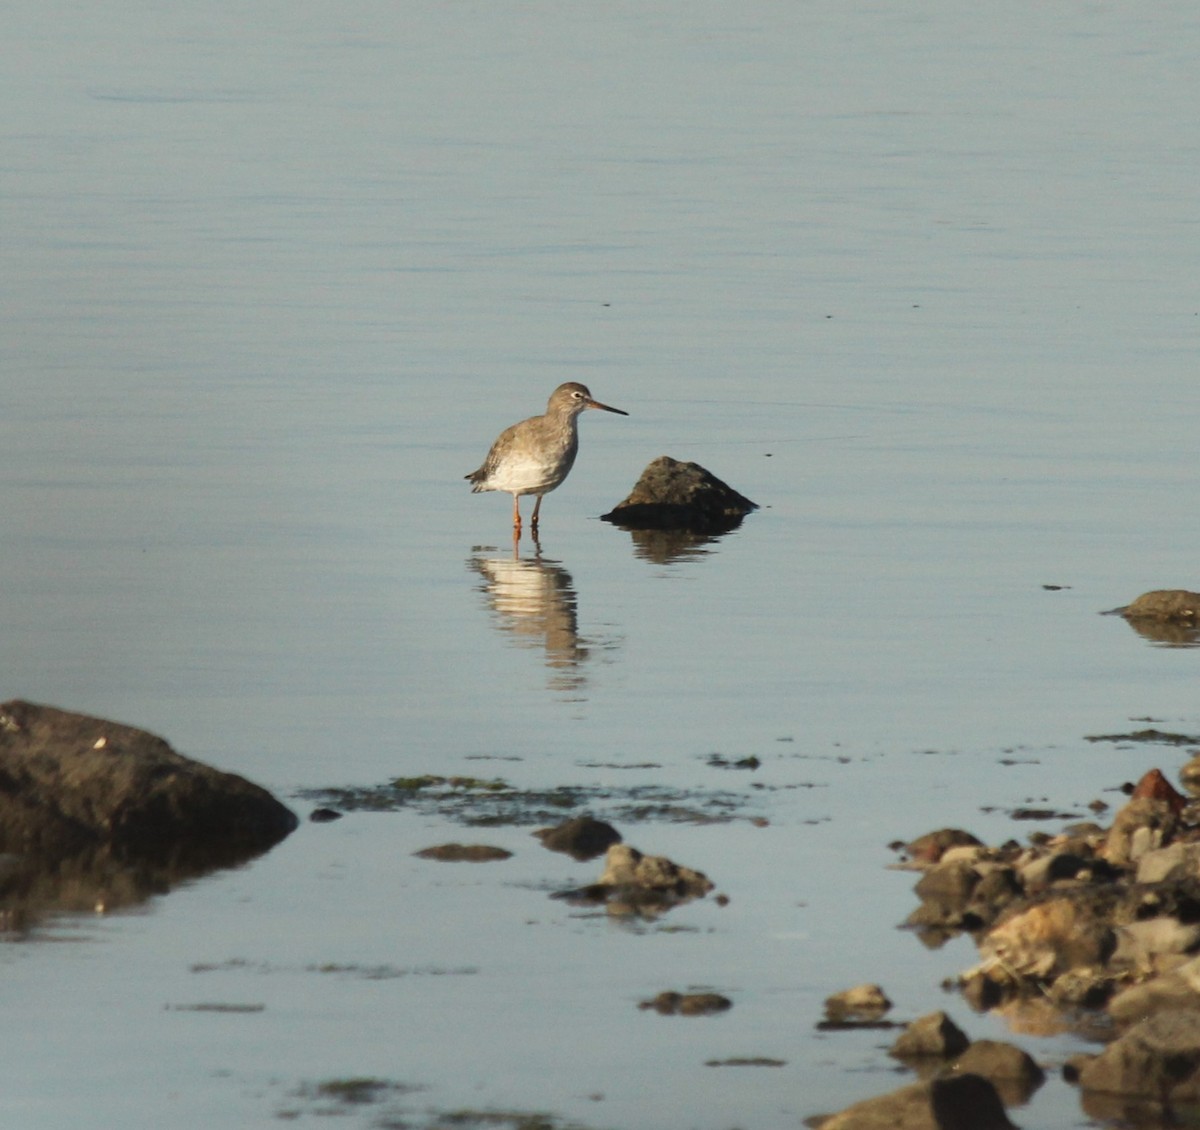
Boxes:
[4,3,1199,1127]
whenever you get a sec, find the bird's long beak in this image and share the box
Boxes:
[586,397,628,416]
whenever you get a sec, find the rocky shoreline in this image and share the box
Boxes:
[10,693,1200,1126]
[809,740,1200,1128]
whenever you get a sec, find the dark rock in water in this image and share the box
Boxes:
[534,815,621,860]
[0,699,296,861]
[413,843,512,862]
[601,456,758,532]
[0,699,298,935]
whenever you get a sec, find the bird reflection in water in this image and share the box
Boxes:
[467,537,608,694]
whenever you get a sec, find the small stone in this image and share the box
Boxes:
[413,843,512,862]
[889,1010,970,1059]
[824,983,892,1021]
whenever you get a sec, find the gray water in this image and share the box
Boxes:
[4,2,1199,1126]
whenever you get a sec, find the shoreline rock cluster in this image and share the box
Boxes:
[896,761,1200,1121]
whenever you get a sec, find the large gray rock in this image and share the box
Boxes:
[601,456,758,532]
[0,699,296,861]
[1075,1009,1200,1100]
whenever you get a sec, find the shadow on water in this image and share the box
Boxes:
[467,535,621,694]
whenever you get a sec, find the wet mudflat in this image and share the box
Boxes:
[5,2,1200,1128]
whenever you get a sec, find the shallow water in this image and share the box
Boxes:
[4,2,1200,1126]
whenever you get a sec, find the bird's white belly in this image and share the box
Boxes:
[487,450,574,495]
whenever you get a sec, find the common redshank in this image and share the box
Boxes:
[465,382,628,532]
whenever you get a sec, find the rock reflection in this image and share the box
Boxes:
[616,526,727,565]
[0,840,280,940]
[468,538,608,693]
[1120,617,1200,648]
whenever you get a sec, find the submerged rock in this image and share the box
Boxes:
[601,456,758,533]
[639,990,732,1016]
[412,843,512,862]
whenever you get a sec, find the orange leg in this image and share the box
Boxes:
[512,495,522,531]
